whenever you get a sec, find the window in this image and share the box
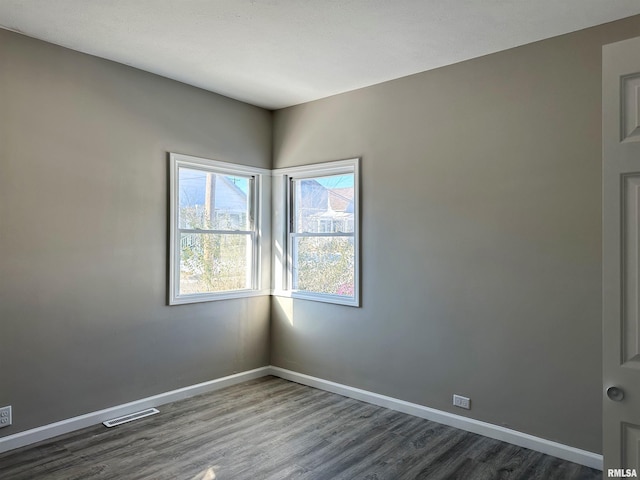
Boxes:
[169,154,357,306]
[274,158,360,307]
[169,153,267,304]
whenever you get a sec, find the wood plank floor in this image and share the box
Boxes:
[0,376,601,480]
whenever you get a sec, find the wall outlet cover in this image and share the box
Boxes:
[453,394,471,410]
[0,406,12,428]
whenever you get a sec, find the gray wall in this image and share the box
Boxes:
[271,16,640,454]
[0,29,271,436]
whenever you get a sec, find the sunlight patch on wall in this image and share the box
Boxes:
[273,295,295,326]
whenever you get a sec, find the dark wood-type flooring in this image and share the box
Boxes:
[0,376,601,479]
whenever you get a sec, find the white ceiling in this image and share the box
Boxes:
[1,1,640,110]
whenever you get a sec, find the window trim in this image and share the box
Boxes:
[273,158,361,307]
[168,152,269,305]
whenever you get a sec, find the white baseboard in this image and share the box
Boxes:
[0,364,604,471]
[0,366,271,454]
[268,366,603,471]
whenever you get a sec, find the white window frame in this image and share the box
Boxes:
[272,158,360,307]
[169,153,269,305]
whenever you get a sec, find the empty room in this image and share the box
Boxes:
[2,1,640,479]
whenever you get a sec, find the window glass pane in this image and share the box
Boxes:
[179,233,251,294]
[294,174,354,233]
[293,236,354,297]
[178,167,250,230]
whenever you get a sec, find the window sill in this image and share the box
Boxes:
[271,289,360,307]
[169,289,271,305]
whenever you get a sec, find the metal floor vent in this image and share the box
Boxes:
[103,408,159,428]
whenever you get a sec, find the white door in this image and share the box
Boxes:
[603,36,640,473]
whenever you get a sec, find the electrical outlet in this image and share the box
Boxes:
[0,406,12,428]
[453,394,470,410]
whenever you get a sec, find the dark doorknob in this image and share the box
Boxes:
[607,386,625,401]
